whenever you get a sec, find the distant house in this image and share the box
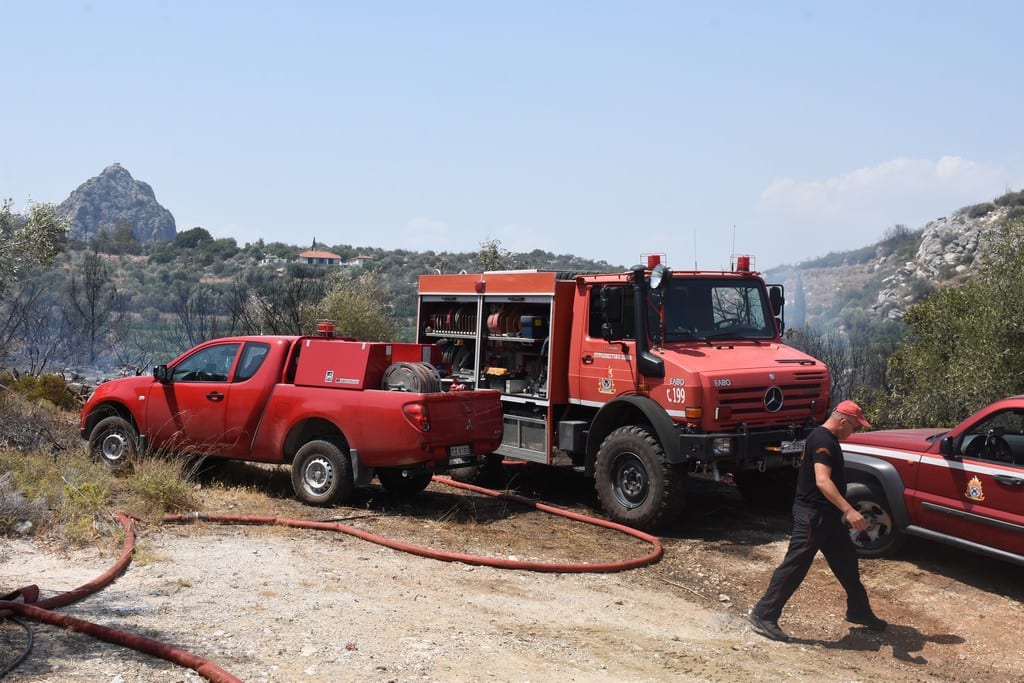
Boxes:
[298,249,342,266]
[347,255,374,267]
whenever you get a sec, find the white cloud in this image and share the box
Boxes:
[759,156,1006,222]
[751,156,1012,266]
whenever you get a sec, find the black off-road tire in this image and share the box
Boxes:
[377,468,434,498]
[846,482,906,558]
[291,440,354,506]
[88,416,140,470]
[594,425,685,531]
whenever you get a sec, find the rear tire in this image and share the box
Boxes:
[594,425,685,531]
[291,440,354,506]
[88,416,139,470]
[846,482,906,558]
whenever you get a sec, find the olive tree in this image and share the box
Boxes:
[0,199,67,294]
[317,270,397,341]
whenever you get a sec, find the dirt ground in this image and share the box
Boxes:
[2,461,1022,683]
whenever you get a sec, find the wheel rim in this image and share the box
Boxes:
[611,453,649,510]
[850,499,892,549]
[301,455,335,496]
[100,432,129,463]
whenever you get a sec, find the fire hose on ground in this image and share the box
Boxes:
[1,475,663,681]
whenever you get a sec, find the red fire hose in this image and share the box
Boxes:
[1,512,242,683]
[2,475,663,680]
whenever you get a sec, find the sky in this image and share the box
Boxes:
[2,1,1022,271]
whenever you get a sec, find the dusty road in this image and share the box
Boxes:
[3,463,1022,682]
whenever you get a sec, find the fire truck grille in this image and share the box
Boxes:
[714,372,827,428]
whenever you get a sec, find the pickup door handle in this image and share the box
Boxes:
[582,355,594,364]
[994,474,1024,487]
[206,392,225,402]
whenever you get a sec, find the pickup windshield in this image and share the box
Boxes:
[649,277,776,342]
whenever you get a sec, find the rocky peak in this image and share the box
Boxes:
[59,163,176,243]
[770,202,1015,330]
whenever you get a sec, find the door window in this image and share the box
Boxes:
[172,343,241,383]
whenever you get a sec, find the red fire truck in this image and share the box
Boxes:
[416,255,831,530]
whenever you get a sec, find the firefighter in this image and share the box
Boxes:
[748,400,887,642]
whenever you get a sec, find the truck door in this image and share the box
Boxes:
[147,341,242,454]
[916,408,1024,558]
[571,283,639,402]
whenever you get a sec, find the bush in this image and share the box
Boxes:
[994,190,1024,207]
[123,456,198,519]
[2,372,80,411]
[966,202,996,219]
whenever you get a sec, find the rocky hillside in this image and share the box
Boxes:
[766,197,1021,331]
[58,163,176,244]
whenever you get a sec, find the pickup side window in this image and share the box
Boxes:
[172,343,241,383]
[960,409,1024,466]
[234,342,270,382]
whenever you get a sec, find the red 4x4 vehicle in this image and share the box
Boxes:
[842,397,1024,566]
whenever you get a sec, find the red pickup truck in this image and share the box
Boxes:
[79,328,503,504]
[842,397,1024,567]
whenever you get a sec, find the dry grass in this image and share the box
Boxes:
[0,388,205,548]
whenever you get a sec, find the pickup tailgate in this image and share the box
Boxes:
[419,389,504,465]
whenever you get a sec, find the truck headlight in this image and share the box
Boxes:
[712,437,734,457]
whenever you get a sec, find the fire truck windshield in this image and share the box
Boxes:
[650,277,776,342]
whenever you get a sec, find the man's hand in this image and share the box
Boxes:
[844,507,868,531]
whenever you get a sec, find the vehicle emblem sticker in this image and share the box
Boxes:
[764,386,784,413]
[324,370,335,383]
[965,476,985,502]
[599,367,615,395]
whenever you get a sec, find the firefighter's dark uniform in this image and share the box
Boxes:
[751,425,874,623]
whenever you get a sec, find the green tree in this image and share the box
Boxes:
[317,271,397,341]
[884,218,1024,426]
[0,199,68,294]
[476,238,515,271]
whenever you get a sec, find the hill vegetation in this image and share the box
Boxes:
[4,183,1024,431]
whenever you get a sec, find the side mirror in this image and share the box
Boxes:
[153,365,170,382]
[939,435,957,458]
[769,285,784,313]
[600,286,624,341]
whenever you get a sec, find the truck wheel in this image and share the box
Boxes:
[594,425,685,531]
[846,483,906,558]
[291,440,354,506]
[88,416,140,470]
[377,468,434,498]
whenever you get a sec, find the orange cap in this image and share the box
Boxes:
[835,400,871,428]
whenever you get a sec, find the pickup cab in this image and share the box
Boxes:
[842,397,1024,566]
[79,329,504,504]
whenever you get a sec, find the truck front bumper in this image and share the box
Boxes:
[678,427,807,471]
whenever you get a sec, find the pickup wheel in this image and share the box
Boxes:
[88,416,140,470]
[377,468,434,498]
[291,440,354,506]
[846,483,906,558]
[594,425,685,531]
